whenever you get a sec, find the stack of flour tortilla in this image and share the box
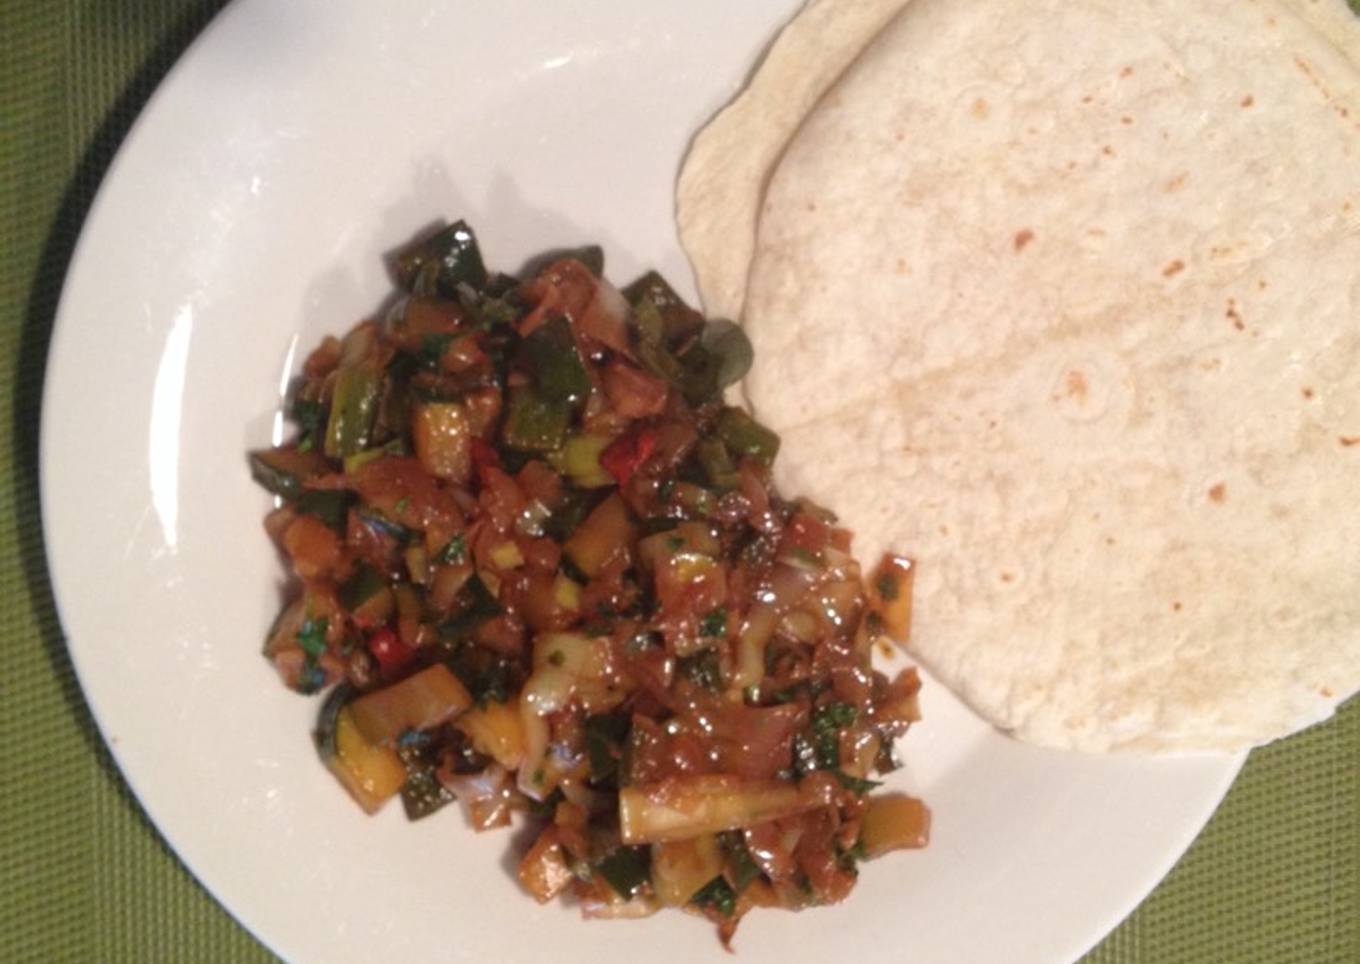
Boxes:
[679,0,1360,752]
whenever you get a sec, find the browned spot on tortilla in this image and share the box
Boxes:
[1339,106,1351,119]
[895,257,909,275]
[1000,572,1015,583]
[1027,126,1039,136]
[1240,94,1255,108]
[1295,56,1320,86]
[1341,436,1360,447]
[1200,357,1222,372]
[1162,259,1185,277]
[1258,279,1268,290]
[1062,370,1089,401]
[1165,173,1189,193]
[1082,94,1094,104]
[1302,387,1315,400]
[1267,15,1277,27]
[806,201,817,212]
[971,97,990,119]
[1320,686,1334,698]
[894,131,905,142]
[938,524,949,536]
[1120,66,1134,78]
[1102,145,1116,157]
[1173,601,1183,612]
[1345,201,1354,213]
[877,641,896,660]
[1226,299,1245,331]
[1013,229,1035,252]
[1120,116,1134,125]
[1105,536,1115,545]
[1208,483,1227,503]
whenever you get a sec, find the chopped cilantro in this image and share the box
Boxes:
[833,771,882,796]
[700,606,727,638]
[437,533,467,565]
[394,496,412,515]
[297,617,328,659]
[718,831,762,893]
[815,702,857,730]
[296,664,326,694]
[678,647,722,692]
[876,572,899,602]
[836,840,867,874]
[626,631,661,654]
[791,733,819,777]
[691,876,737,917]
[547,650,565,667]
[806,701,856,770]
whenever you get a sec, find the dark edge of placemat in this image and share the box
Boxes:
[2,3,1355,963]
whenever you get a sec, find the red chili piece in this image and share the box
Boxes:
[600,427,659,485]
[367,626,416,675]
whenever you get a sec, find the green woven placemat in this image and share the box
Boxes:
[1,2,1356,962]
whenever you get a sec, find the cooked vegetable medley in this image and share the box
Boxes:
[251,221,929,942]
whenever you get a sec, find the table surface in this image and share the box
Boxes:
[2,2,1356,962]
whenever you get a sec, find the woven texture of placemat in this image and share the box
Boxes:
[1,2,1356,962]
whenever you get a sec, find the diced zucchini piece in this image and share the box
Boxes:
[394,220,488,296]
[248,446,331,500]
[341,564,393,629]
[455,699,526,770]
[696,437,740,490]
[294,489,354,534]
[652,834,724,907]
[412,401,472,482]
[858,794,931,857]
[503,386,570,453]
[553,434,614,488]
[324,363,382,458]
[715,408,780,466]
[488,541,524,570]
[519,317,590,406]
[317,694,406,815]
[348,664,472,745]
[594,846,652,900]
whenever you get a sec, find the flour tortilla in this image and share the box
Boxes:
[715,0,1360,751]
[676,0,914,322]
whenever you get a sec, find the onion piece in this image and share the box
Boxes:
[619,775,824,844]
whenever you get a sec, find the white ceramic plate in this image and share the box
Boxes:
[41,2,1242,962]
